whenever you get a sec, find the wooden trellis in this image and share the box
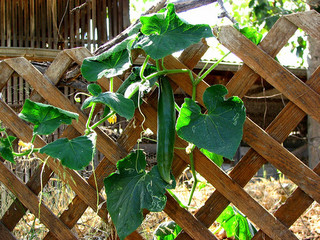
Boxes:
[0,10,320,240]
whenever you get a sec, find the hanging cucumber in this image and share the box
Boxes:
[157,76,176,183]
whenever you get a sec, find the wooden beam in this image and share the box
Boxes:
[0,47,61,61]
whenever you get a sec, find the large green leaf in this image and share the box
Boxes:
[39,133,96,170]
[19,99,79,135]
[104,150,175,240]
[0,136,16,163]
[81,91,135,120]
[81,37,134,82]
[132,3,213,59]
[176,85,245,159]
[217,206,257,240]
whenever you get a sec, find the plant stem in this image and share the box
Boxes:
[194,51,231,86]
[31,134,37,144]
[109,77,114,92]
[175,102,181,112]
[12,148,40,157]
[90,110,115,130]
[86,102,97,132]
[167,189,188,209]
[188,144,197,206]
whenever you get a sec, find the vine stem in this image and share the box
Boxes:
[167,189,189,209]
[109,77,114,92]
[12,148,40,157]
[187,144,198,206]
[85,102,97,133]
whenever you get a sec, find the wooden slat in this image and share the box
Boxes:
[6,0,11,47]
[0,161,77,240]
[0,221,17,240]
[30,0,35,48]
[214,25,320,123]
[285,10,320,40]
[164,193,217,240]
[0,47,61,61]
[0,61,14,91]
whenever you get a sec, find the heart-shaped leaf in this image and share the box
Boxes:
[176,85,246,159]
[81,37,134,82]
[104,150,175,240]
[132,3,213,59]
[39,133,96,170]
[0,136,16,163]
[19,99,79,135]
[81,91,135,120]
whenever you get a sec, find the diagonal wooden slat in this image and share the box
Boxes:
[284,10,320,40]
[0,61,14,90]
[0,161,77,240]
[214,24,320,123]
[0,221,17,240]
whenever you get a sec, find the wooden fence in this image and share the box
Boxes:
[0,10,319,240]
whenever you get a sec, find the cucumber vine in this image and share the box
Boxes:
[0,3,259,240]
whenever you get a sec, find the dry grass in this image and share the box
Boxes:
[1,169,319,239]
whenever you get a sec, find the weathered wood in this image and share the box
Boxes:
[214,25,320,123]
[0,61,14,91]
[285,10,320,40]
[164,193,217,240]
[0,222,17,240]
[0,47,61,61]
[0,161,77,240]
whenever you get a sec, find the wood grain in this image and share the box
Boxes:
[0,161,77,240]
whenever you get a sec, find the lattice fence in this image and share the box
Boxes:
[0,10,319,240]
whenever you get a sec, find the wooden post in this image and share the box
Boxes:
[307,34,320,169]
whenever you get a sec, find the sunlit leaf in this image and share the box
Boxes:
[132,3,213,59]
[176,85,246,159]
[19,99,79,135]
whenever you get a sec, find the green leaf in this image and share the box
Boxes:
[132,3,213,59]
[0,136,16,163]
[176,85,246,159]
[81,91,135,120]
[39,133,96,170]
[104,150,175,240]
[217,206,256,240]
[234,24,263,45]
[87,84,102,96]
[117,65,158,107]
[200,148,224,167]
[154,221,182,240]
[19,99,79,135]
[81,37,134,82]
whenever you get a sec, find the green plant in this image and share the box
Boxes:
[0,3,248,239]
[216,205,257,240]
